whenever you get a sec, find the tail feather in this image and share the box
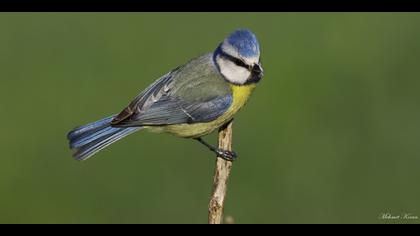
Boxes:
[70,126,121,149]
[67,115,141,161]
[67,115,115,140]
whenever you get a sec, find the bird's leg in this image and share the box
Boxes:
[195,137,237,161]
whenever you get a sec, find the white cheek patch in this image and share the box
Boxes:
[216,57,250,85]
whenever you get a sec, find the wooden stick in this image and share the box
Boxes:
[208,121,234,224]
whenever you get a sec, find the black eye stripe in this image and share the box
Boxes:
[219,51,250,70]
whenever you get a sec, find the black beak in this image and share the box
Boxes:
[252,63,264,77]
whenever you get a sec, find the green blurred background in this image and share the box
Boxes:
[1,13,420,224]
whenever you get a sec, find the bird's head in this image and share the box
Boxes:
[214,29,263,85]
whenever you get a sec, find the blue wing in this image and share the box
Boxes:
[111,65,233,127]
[129,94,232,125]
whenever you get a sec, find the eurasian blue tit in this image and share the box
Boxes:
[67,29,264,161]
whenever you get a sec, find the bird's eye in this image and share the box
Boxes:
[232,57,248,69]
[219,50,250,70]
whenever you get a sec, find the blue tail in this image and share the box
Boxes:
[67,115,141,161]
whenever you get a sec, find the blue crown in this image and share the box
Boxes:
[225,29,260,57]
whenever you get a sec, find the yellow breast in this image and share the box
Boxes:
[150,84,256,138]
[227,84,257,116]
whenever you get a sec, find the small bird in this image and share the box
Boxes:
[67,29,263,161]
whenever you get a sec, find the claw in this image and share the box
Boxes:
[216,149,237,161]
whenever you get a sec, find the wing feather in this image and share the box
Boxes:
[111,54,232,127]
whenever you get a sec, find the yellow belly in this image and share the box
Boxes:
[147,84,256,138]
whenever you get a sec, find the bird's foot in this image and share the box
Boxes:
[195,137,238,161]
[215,149,237,161]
